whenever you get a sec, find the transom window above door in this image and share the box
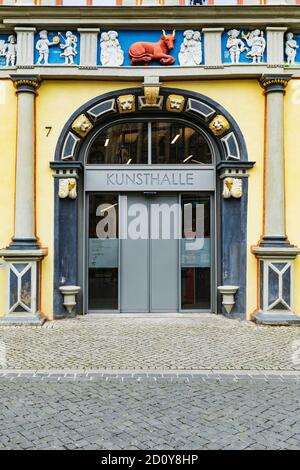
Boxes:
[86,120,213,165]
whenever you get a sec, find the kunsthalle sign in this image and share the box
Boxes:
[85,169,215,191]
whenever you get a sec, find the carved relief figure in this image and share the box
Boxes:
[36,30,58,65]
[178,30,202,66]
[226,29,248,64]
[59,31,78,65]
[100,31,124,67]
[223,178,242,199]
[243,29,266,64]
[117,94,135,113]
[0,35,17,66]
[100,32,109,65]
[209,115,230,136]
[71,114,93,138]
[58,178,77,199]
[166,94,185,113]
[285,33,299,65]
[129,30,176,66]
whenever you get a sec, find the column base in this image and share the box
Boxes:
[0,314,45,326]
[259,236,292,248]
[0,248,47,323]
[254,310,300,326]
[252,245,300,325]
[9,237,40,250]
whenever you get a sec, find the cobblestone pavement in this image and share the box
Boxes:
[0,314,300,370]
[0,375,300,450]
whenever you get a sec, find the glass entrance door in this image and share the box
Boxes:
[88,193,119,311]
[87,192,213,312]
[180,195,212,310]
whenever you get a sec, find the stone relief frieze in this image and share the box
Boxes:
[223,29,266,64]
[100,31,124,67]
[285,33,299,65]
[178,30,202,66]
[35,30,79,65]
[0,35,17,67]
[0,27,299,69]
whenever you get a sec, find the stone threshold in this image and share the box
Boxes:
[0,369,300,382]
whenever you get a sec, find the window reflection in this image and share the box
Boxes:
[87,122,148,164]
[151,122,212,165]
[87,120,212,165]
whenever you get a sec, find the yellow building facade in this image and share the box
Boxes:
[0,4,299,324]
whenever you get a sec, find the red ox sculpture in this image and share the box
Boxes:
[129,30,176,66]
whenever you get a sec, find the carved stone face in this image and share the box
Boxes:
[39,30,48,39]
[71,114,93,138]
[117,94,135,113]
[229,29,240,39]
[166,94,185,113]
[184,30,193,40]
[209,115,230,136]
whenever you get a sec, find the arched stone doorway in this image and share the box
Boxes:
[50,85,254,317]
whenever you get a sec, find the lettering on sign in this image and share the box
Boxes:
[106,172,195,187]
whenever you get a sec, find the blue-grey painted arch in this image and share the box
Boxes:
[54,87,248,163]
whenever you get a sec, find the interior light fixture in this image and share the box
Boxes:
[100,203,118,214]
[171,134,180,145]
[126,158,132,165]
[183,155,193,163]
[191,159,202,164]
[104,138,110,147]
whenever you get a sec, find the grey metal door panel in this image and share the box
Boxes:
[150,195,179,312]
[120,238,149,312]
[150,239,179,312]
[120,195,149,312]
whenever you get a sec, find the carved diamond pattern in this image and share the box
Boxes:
[8,263,34,314]
[266,262,292,311]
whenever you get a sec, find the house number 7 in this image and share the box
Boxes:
[45,126,52,137]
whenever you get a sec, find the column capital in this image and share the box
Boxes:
[10,75,41,94]
[14,26,36,33]
[260,74,293,93]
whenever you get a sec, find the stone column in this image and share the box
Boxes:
[263,76,288,245]
[252,75,300,325]
[0,76,46,324]
[12,77,40,248]
[202,28,224,66]
[78,28,100,68]
[14,27,36,67]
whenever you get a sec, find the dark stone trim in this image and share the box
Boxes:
[216,161,255,172]
[260,236,293,248]
[53,179,78,318]
[8,238,40,250]
[260,74,292,95]
[219,178,248,319]
[50,161,83,172]
[10,75,41,94]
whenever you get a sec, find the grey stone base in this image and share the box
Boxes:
[253,311,300,326]
[0,315,45,326]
